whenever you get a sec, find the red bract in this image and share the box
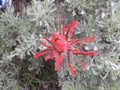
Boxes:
[55,55,62,71]
[33,20,97,76]
[68,64,75,75]
[81,37,95,42]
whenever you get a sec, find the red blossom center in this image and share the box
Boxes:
[33,20,97,76]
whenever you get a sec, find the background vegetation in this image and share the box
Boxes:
[0,0,120,90]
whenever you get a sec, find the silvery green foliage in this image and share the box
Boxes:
[0,0,120,90]
[56,0,120,90]
[0,0,56,89]
[27,0,56,34]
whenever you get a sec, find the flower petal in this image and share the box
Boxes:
[68,64,75,75]
[79,50,96,56]
[76,41,82,46]
[61,25,67,35]
[39,41,49,48]
[51,33,57,42]
[45,54,51,61]
[78,59,86,68]
[33,49,48,58]
[71,47,79,54]
[81,37,95,42]
[51,51,57,58]
[55,37,68,52]
[68,20,76,31]
[69,39,75,44]
[42,36,53,44]
[44,51,57,61]
[55,55,62,71]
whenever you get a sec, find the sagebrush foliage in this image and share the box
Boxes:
[0,0,120,90]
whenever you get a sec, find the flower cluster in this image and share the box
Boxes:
[33,20,96,75]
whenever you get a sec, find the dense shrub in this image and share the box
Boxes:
[0,0,120,90]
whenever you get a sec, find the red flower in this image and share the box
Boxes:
[33,20,97,75]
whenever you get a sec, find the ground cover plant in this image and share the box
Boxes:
[0,0,120,90]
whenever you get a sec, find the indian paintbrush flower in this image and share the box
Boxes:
[33,20,96,75]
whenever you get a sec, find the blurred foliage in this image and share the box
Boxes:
[0,0,120,90]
